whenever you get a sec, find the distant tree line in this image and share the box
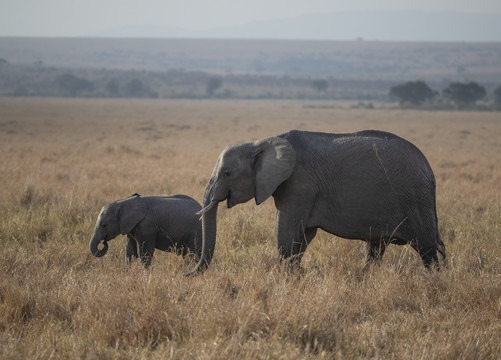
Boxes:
[56,74,94,96]
[390,80,500,110]
[0,59,500,109]
[0,61,394,100]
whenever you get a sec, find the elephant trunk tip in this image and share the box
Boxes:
[184,268,199,277]
[90,239,109,257]
[184,261,208,277]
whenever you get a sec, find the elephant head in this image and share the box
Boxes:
[186,136,296,274]
[89,194,147,257]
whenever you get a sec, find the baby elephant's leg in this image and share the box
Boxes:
[126,235,138,264]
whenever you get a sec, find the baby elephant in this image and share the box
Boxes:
[90,193,202,267]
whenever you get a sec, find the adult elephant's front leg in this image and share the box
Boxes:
[276,210,313,269]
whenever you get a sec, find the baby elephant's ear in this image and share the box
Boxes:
[253,136,296,205]
[118,197,147,235]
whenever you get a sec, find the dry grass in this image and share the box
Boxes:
[0,98,500,359]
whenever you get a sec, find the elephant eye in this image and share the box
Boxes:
[101,223,107,228]
[223,171,231,178]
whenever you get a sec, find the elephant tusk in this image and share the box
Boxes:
[196,201,217,217]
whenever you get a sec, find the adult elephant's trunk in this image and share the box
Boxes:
[185,200,218,275]
[90,234,108,257]
[185,181,220,275]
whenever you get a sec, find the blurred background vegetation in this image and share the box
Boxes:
[0,37,500,109]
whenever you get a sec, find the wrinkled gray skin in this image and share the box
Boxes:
[187,130,446,275]
[90,194,202,267]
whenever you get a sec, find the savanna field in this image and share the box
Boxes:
[0,98,500,359]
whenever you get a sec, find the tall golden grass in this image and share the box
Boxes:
[0,98,500,359]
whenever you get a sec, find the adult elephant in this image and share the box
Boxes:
[187,130,445,275]
[90,194,202,267]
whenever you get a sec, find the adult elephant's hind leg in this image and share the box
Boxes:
[410,219,440,269]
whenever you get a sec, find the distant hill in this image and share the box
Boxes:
[1,37,500,83]
[93,11,501,42]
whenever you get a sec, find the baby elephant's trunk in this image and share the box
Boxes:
[90,235,108,257]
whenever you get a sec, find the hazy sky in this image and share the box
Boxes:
[1,0,501,37]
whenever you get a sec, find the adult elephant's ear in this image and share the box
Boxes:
[118,197,148,235]
[253,136,296,205]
